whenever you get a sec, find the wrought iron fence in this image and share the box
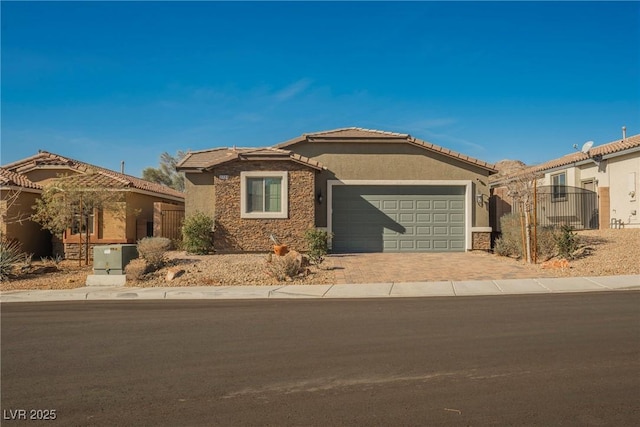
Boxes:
[513,185,598,230]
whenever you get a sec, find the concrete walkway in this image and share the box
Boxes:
[1,275,638,303]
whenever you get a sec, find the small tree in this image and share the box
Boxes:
[494,161,542,263]
[31,172,126,265]
[181,211,213,254]
[142,151,186,192]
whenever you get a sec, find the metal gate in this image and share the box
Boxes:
[515,186,598,230]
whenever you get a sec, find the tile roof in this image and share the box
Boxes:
[0,167,43,190]
[276,127,496,172]
[177,147,325,171]
[2,151,184,199]
[526,133,640,174]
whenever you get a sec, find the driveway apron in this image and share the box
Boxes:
[329,252,556,284]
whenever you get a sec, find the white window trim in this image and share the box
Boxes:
[551,172,567,202]
[240,171,288,219]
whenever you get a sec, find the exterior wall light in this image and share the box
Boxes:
[476,193,484,205]
[317,189,323,204]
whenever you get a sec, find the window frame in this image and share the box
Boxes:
[551,172,567,202]
[240,171,288,219]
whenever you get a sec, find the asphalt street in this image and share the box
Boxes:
[2,292,639,426]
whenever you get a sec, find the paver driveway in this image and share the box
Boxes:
[329,252,556,284]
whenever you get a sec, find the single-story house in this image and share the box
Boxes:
[0,167,51,257]
[177,127,497,253]
[2,151,185,259]
[490,131,640,230]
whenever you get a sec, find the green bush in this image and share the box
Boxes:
[0,236,23,281]
[181,211,214,254]
[555,225,580,259]
[137,237,171,269]
[303,228,331,265]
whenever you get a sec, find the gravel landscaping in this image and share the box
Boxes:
[1,228,638,291]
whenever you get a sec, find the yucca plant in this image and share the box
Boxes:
[0,235,23,281]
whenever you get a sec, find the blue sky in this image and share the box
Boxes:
[2,1,639,178]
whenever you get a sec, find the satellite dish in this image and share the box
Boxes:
[581,141,594,154]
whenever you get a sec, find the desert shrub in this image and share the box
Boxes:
[494,235,521,258]
[304,228,331,265]
[182,211,214,254]
[0,236,23,281]
[265,251,303,281]
[124,258,150,281]
[137,237,171,269]
[536,226,558,260]
[555,225,580,259]
[495,214,524,258]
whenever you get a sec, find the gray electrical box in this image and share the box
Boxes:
[93,244,138,275]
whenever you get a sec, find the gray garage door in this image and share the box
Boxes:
[332,185,465,252]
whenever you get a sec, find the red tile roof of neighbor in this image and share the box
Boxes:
[525,133,640,173]
[276,127,497,172]
[489,133,640,185]
[0,167,43,190]
[2,151,184,199]
[177,147,325,171]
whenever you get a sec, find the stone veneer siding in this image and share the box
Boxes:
[213,161,316,252]
[472,231,491,251]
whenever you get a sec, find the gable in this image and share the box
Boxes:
[276,127,496,174]
[3,151,184,201]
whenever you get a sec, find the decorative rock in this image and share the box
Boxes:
[541,259,569,269]
[166,267,185,281]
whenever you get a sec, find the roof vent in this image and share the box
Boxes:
[622,126,627,141]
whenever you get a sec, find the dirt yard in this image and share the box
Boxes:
[2,228,638,291]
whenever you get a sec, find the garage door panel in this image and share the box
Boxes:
[450,213,465,223]
[416,226,431,235]
[451,226,465,235]
[450,200,465,210]
[433,213,448,222]
[433,240,450,249]
[382,200,398,210]
[399,213,414,222]
[399,200,414,210]
[332,185,465,253]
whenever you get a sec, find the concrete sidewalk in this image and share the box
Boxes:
[1,275,639,303]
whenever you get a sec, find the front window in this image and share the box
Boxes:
[71,208,95,235]
[241,171,288,218]
[552,172,567,201]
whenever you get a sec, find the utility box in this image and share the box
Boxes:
[93,244,138,275]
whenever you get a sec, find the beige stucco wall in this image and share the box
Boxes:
[603,152,639,227]
[22,168,82,185]
[184,173,216,218]
[1,189,51,257]
[289,141,493,228]
[205,160,316,252]
[125,192,185,241]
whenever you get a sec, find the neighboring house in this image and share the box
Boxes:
[2,151,185,259]
[0,167,51,257]
[177,127,497,253]
[490,132,640,231]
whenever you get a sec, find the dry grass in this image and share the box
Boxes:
[1,229,638,291]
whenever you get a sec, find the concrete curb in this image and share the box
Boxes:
[1,275,639,303]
